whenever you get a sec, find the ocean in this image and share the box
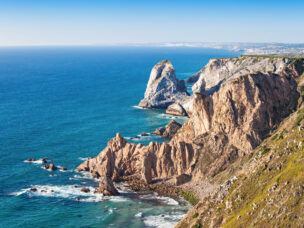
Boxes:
[0,46,240,227]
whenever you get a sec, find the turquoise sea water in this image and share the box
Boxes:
[0,46,240,228]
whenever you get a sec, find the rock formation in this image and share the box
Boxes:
[191,55,301,94]
[138,60,189,109]
[44,164,57,171]
[80,187,90,193]
[161,120,182,138]
[78,61,301,185]
[165,103,187,116]
[151,127,165,136]
[95,176,119,196]
[151,120,182,138]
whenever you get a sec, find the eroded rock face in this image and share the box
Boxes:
[151,127,165,136]
[166,103,187,116]
[162,120,182,138]
[191,56,301,94]
[138,60,189,109]
[77,133,195,184]
[95,176,119,196]
[77,59,301,190]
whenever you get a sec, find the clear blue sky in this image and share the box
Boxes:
[0,0,303,46]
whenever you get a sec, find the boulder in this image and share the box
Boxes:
[162,120,182,138]
[95,176,119,196]
[44,164,57,171]
[174,174,192,186]
[151,127,165,136]
[60,167,67,172]
[138,60,189,109]
[30,188,37,192]
[166,103,187,116]
[141,133,149,137]
[27,158,35,162]
[81,187,90,193]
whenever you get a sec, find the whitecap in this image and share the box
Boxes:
[135,212,143,218]
[108,196,129,203]
[143,213,185,228]
[139,193,179,206]
[12,184,104,202]
[132,105,145,110]
[78,157,88,161]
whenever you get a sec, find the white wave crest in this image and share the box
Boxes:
[12,184,105,202]
[143,213,185,228]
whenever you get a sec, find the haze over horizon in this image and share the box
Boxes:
[1,0,304,46]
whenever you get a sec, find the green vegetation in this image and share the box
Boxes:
[294,107,304,126]
[180,107,304,227]
[181,190,200,206]
[261,147,270,155]
[192,212,199,218]
[192,223,201,228]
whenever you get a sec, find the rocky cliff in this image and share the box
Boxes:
[138,60,189,109]
[176,103,304,227]
[190,55,302,95]
[77,56,304,227]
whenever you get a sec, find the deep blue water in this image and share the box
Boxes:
[0,46,240,228]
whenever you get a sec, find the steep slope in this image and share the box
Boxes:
[176,105,304,227]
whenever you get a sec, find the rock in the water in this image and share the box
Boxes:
[44,164,57,171]
[95,176,119,196]
[81,187,90,193]
[162,120,182,138]
[174,174,192,185]
[166,103,187,116]
[138,60,189,109]
[30,188,37,192]
[141,133,149,137]
[27,158,36,162]
[39,158,47,163]
[60,167,67,171]
[151,127,165,136]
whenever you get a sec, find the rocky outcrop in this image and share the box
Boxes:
[150,120,182,138]
[165,103,187,116]
[151,127,165,136]
[77,132,195,184]
[80,187,90,193]
[44,164,57,171]
[191,56,303,94]
[138,60,189,109]
[162,120,182,138]
[78,69,300,188]
[95,176,119,196]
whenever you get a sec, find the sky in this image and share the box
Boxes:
[0,0,303,46]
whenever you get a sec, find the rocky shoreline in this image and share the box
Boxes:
[76,55,304,227]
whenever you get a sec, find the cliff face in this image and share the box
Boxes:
[176,105,304,228]
[191,56,302,94]
[77,58,301,185]
[138,60,189,109]
[77,56,304,226]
